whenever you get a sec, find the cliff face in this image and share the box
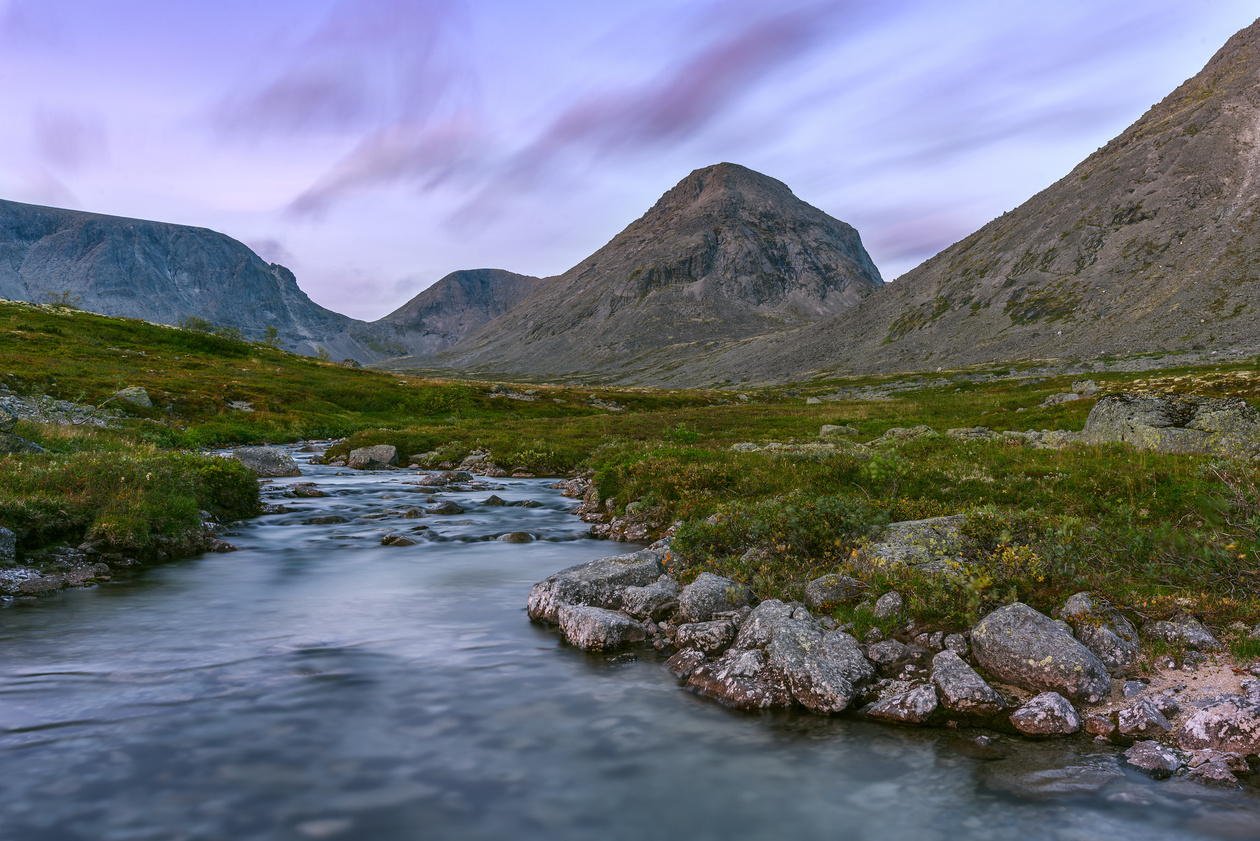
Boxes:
[412,163,882,381]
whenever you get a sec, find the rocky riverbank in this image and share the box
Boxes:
[528,539,1260,790]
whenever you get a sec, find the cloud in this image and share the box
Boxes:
[32,109,107,171]
[245,237,297,266]
[0,0,62,47]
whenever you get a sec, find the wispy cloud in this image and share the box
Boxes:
[32,108,107,171]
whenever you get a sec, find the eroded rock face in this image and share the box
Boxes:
[677,572,753,623]
[557,605,646,651]
[1177,695,1260,756]
[1124,741,1182,778]
[1143,613,1222,651]
[348,444,399,470]
[1081,394,1260,459]
[527,544,668,623]
[687,648,793,710]
[865,684,939,725]
[803,574,865,610]
[931,650,1006,718]
[1060,592,1140,676]
[971,603,1112,703]
[1009,692,1080,737]
[232,446,302,478]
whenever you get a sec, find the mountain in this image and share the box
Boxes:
[0,198,388,360]
[691,16,1260,384]
[399,163,883,381]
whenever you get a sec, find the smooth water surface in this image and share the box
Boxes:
[2,456,1258,840]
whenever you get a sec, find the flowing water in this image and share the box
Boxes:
[2,455,1259,840]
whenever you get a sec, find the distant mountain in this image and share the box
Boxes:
[0,199,386,360]
[397,163,883,381]
[689,16,1260,385]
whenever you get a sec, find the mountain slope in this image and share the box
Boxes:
[409,163,882,381]
[695,16,1260,384]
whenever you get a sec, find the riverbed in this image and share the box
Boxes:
[1,456,1258,840]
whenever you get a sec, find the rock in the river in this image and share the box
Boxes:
[1124,741,1183,778]
[380,534,417,546]
[1080,393,1260,459]
[0,526,14,562]
[527,543,668,623]
[289,482,327,498]
[803,574,866,610]
[677,572,752,623]
[1143,613,1222,651]
[1177,694,1260,755]
[766,627,875,713]
[931,650,1006,718]
[620,576,681,621]
[675,620,737,654]
[348,444,398,470]
[687,648,793,710]
[873,591,904,620]
[427,500,466,515]
[1010,692,1081,737]
[1186,749,1249,786]
[865,684,939,725]
[665,648,706,681]
[498,532,532,543]
[1117,696,1172,739]
[114,386,152,408]
[1060,592,1140,676]
[232,446,302,478]
[971,603,1111,703]
[557,605,646,651]
[733,599,799,649]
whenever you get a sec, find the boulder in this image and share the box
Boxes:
[427,501,466,515]
[733,599,800,650]
[946,427,994,441]
[687,648,793,710]
[482,495,507,506]
[0,526,14,562]
[1177,694,1260,756]
[232,446,302,478]
[1123,741,1182,778]
[527,543,668,623]
[861,514,968,572]
[1060,592,1140,676]
[865,684,939,725]
[1010,692,1080,738]
[866,639,910,677]
[1117,696,1172,739]
[0,405,17,433]
[497,532,532,543]
[1143,613,1221,651]
[766,627,875,713]
[348,444,398,470]
[1085,715,1117,740]
[1080,393,1260,459]
[971,603,1112,703]
[114,386,152,408]
[620,576,681,621]
[556,605,646,651]
[380,534,417,546]
[803,574,866,610]
[877,425,938,443]
[819,424,858,437]
[675,620,737,654]
[665,648,706,681]
[677,572,752,623]
[931,650,1006,718]
[289,482,327,498]
[873,591,904,620]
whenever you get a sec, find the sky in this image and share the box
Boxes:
[0,1,1256,321]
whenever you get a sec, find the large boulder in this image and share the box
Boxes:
[864,684,939,725]
[860,514,968,572]
[232,446,302,478]
[1080,393,1260,459]
[1177,694,1260,756]
[114,386,152,409]
[766,626,875,713]
[1010,692,1080,737]
[733,599,798,649]
[687,648,793,710]
[931,650,1006,718]
[1143,613,1222,651]
[527,544,668,623]
[677,572,752,623]
[1060,592,1140,676]
[970,603,1111,703]
[619,576,680,621]
[557,605,645,651]
[803,574,866,610]
[348,444,398,470]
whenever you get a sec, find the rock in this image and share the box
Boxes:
[946,427,994,441]
[1153,694,1181,718]
[877,425,938,443]
[1041,392,1081,407]
[0,430,44,455]
[1143,613,1222,651]
[620,576,681,621]
[866,639,910,676]
[427,501,466,515]
[1010,692,1081,738]
[803,574,866,610]
[1117,696,1172,739]
[232,446,302,478]
[1123,741,1182,778]
[687,648,793,710]
[1072,380,1099,396]
[1060,591,1140,676]
[527,543,668,623]
[872,591,904,620]
[0,526,14,562]
[665,648,706,681]
[944,633,969,657]
[1085,715,1117,739]
[114,386,152,408]
[1185,760,1242,787]
[0,405,17,432]
[288,482,327,498]
[675,620,737,654]
[1177,694,1260,755]
[733,599,799,649]
[677,572,752,623]
[819,424,858,437]
[347,444,398,470]
[766,627,875,713]
[1187,749,1250,776]
[862,627,884,644]
[971,602,1112,703]
[557,605,646,651]
[482,495,507,506]
[865,684,939,725]
[380,534,417,546]
[861,514,968,572]
[806,396,822,404]
[498,532,533,543]
[1122,680,1146,698]
[931,650,1006,718]
[1081,393,1260,459]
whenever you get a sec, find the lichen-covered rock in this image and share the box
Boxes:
[677,572,752,623]
[675,620,737,654]
[0,526,14,562]
[114,386,152,408]
[1010,692,1080,737]
[819,424,858,437]
[733,599,800,650]
[944,633,969,657]
[865,684,939,725]
[1081,393,1260,459]
[803,574,866,610]
[873,591,904,620]
[931,650,1006,718]
[557,605,645,651]
[971,602,1112,703]
[1086,714,1117,739]
[665,648,706,681]
[1117,696,1172,739]
[232,446,302,478]
[876,425,938,443]
[946,427,994,441]
[687,648,793,710]
[0,405,16,433]
[1177,694,1260,756]
[1123,741,1182,778]
[1143,613,1222,651]
[348,444,398,470]
[766,627,875,713]
[866,638,909,675]
[1060,592,1140,677]
[527,544,668,623]
[620,576,681,621]
[861,514,968,572]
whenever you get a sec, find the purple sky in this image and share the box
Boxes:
[1,1,1256,320]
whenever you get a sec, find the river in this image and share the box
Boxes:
[1,455,1258,840]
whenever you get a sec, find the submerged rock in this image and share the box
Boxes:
[232,446,302,478]
[971,602,1111,703]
